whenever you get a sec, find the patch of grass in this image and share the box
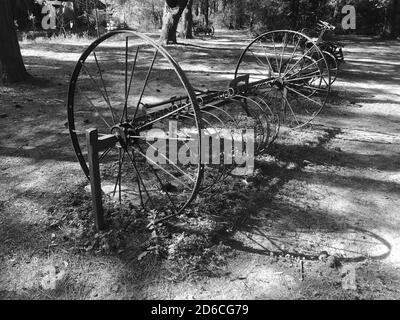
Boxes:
[19,30,96,44]
[164,233,234,281]
[46,184,151,256]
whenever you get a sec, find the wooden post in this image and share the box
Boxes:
[86,128,105,231]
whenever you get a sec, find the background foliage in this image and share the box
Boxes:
[9,0,400,37]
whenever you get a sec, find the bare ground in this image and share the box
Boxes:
[1,31,400,300]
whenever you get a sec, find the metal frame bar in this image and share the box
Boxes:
[86,128,118,231]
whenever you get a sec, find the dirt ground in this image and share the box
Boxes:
[1,31,400,300]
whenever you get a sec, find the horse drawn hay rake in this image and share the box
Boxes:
[67,28,340,230]
[300,20,345,85]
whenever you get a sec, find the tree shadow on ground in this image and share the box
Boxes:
[169,166,392,264]
[163,122,395,264]
[2,33,399,298]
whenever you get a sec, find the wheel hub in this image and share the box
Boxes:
[111,122,138,148]
[272,77,285,90]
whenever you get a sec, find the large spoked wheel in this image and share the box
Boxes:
[234,30,330,129]
[68,30,203,220]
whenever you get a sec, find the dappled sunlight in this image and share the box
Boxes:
[22,48,82,63]
[2,24,400,300]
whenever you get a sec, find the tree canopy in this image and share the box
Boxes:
[8,0,399,38]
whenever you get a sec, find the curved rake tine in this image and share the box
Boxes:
[251,95,275,146]
[136,103,191,130]
[145,141,196,183]
[233,95,269,152]
[135,144,180,214]
[132,146,192,190]
[195,109,228,187]
[126,149,155,209]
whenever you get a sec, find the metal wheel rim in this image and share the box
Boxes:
[67,29,204,217]
[234,30,331,129]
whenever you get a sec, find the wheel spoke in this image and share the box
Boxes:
[285,57,325,80]
[281,46,319,78]
[282,35,302,75]
[249,48,270,70]
[130,135,196,142]
[241,59,265,76]
[90,53,117,124]
[77,85,112,129]
[285,72,321,83]
[282,95,300,125]
[121,45,140,123]
[99,146,113,162]
[279,33,288,76]
[286,85,324,108]
[271,34,280,74]
[126,149,155,208]
[124,37,128,122]
[258,40,274,75]
[133,50,158,121]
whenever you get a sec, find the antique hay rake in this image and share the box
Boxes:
[67,29,333,230]
[300,20,345,85]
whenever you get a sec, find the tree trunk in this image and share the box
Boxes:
[160,0,188,44]
[202,0,209,26]
[290,0,300,30]
[390,0,400,39]
[383,0,400,39]
[194,0,199,16]
[0,0,29,84]
[234,0,245,29]
[180,0,193,39]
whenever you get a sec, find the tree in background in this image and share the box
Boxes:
[390,0,400,38]
[160,0,188,44]
[180,0,194,39]
[288,0,300,29]
[0,0,29,84]
[107,0,164,31]
[201,0,209,25]
[383,0,400,38]
[5,0,400,40]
